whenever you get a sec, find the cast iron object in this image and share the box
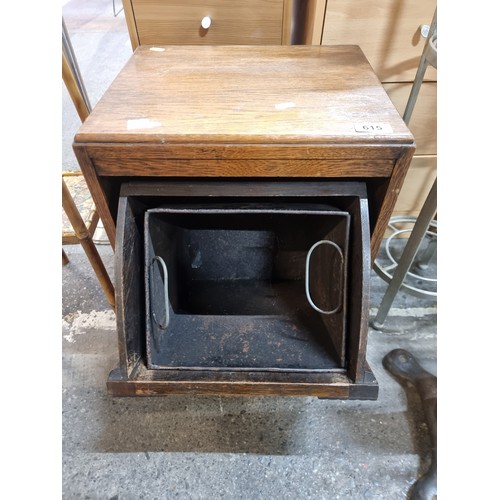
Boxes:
[383,349,437,500]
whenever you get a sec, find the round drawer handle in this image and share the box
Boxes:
[201,16,212,29]
[419,24,430,38]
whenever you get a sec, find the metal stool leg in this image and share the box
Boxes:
[372,179,437,329]
[415,235,437,270]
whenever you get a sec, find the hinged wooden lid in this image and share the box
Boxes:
[75,45,414,147]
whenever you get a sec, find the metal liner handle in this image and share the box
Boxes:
[150,255,169,330]
[305,240,344,315]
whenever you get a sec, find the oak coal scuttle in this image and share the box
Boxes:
[72,45,415,399]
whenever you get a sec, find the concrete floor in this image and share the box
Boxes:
[62,243,437,500]
[62,1,438,498]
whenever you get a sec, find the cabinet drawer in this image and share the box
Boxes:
[393,155,436,218]
[322,0,436,82]
[131,0,284,46]
[383,82,436,156]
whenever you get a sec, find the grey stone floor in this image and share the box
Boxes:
[60,1,442,498]
[62,242,437,500]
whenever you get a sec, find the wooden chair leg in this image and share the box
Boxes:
[62,179,116,309]
[62,248,70,266]
[62,27,115,309]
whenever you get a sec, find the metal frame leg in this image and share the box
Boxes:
[372,179,437,329]
[62,18,92,114]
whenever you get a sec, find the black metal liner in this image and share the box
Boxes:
[144,205,350,372]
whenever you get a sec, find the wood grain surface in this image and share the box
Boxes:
[131,0,283,46]
[72,45,414,398]
[75,45,414,147]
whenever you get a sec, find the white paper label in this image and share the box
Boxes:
[354,123,393,134]
[127,118,162,130]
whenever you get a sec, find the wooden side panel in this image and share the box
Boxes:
[281,0,293,44]
[114,196,146,377]
[72,144,117,249]
[369,148,415,259]
[345,196,371,383]
[308,0,327,44]
[122,0,139,51]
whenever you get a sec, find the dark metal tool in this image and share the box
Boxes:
[383,349,437,499]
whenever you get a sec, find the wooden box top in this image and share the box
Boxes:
[74,45,414,148]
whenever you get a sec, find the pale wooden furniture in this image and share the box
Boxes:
[122,0,301,49]
[73,45,414,398]
[62,30,115,309]
[309,0,437,218]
